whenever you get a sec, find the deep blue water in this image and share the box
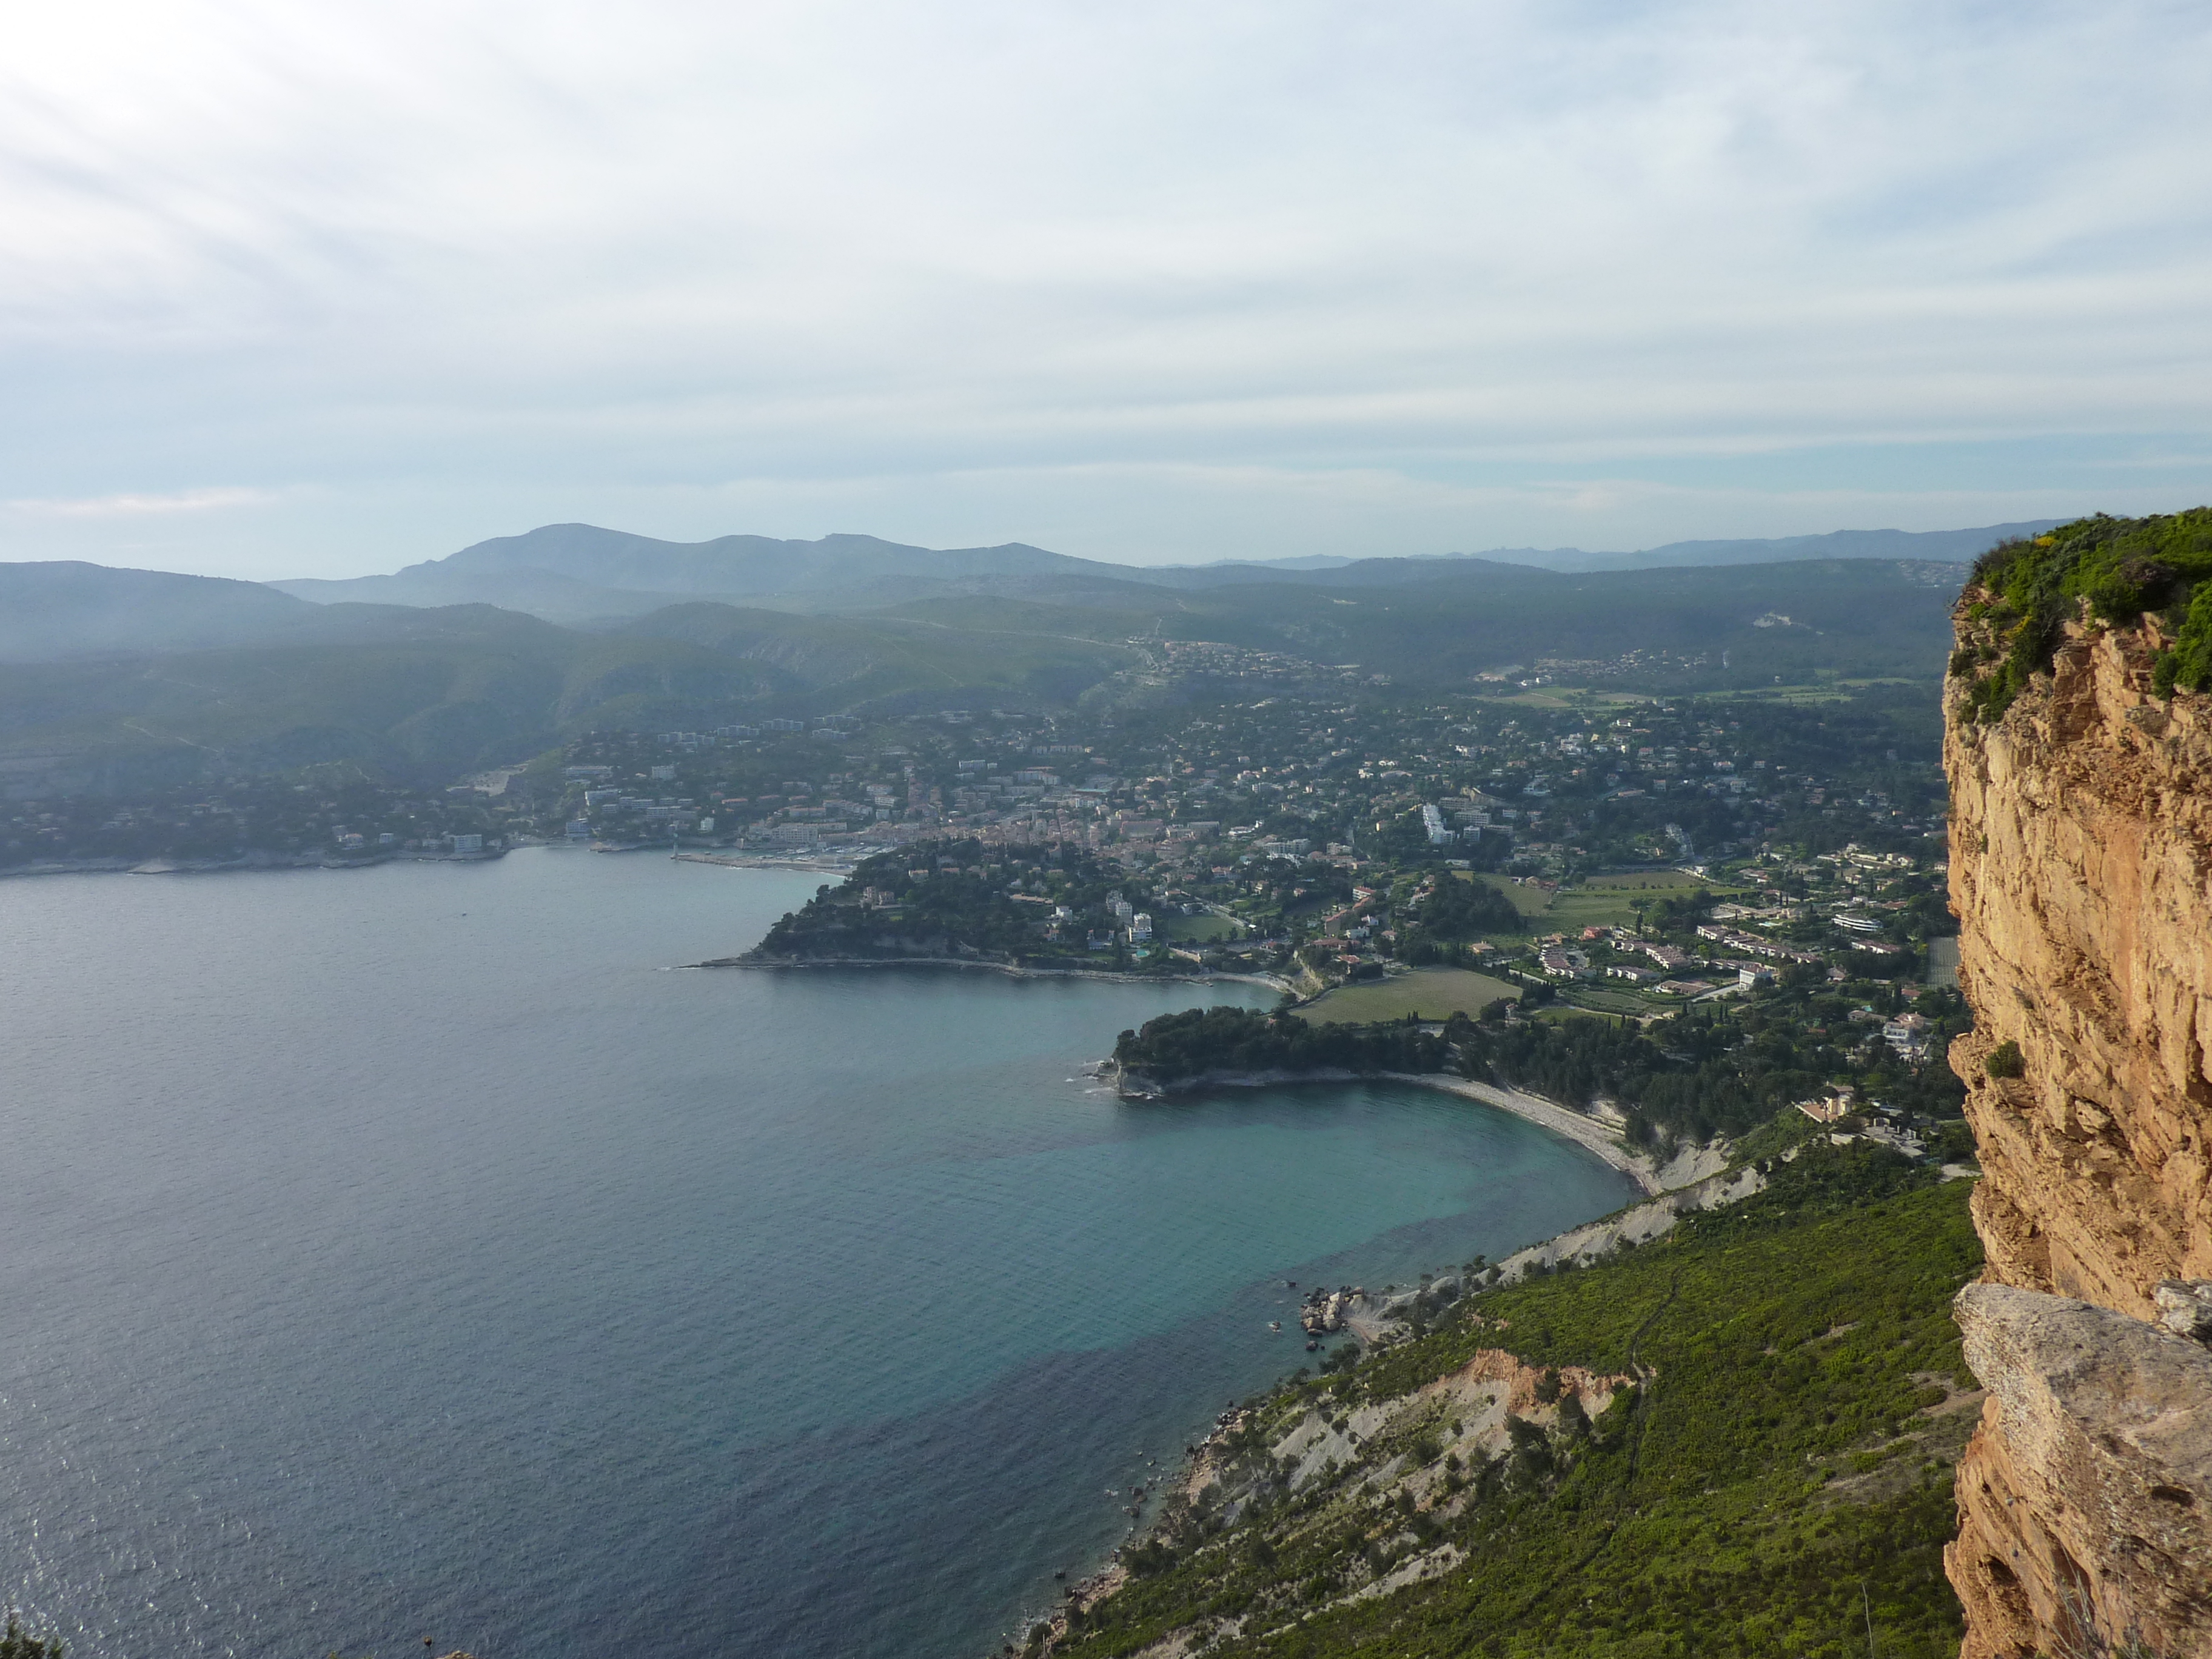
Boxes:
[0,850,1637,1658]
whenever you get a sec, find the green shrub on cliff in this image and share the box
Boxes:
[0,1613,62,1659]
[1962,508,2212,719]
[2153,580,2212,699]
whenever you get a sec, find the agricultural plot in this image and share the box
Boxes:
[1305,966,1523,1025]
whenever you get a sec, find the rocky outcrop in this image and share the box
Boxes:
[1946,1285,2212,1659]
[1945,598,2212,1657]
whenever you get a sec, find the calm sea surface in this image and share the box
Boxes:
[0,850,1637,1658]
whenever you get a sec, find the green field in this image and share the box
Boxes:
[1471,873,1556,920]
[1469,872,1695,936]
[1555,986,1663,1017]
[1305,966,1523,1024]
[1534,1002,1640,1025]
[1159,912,1239,942]
[1578,871,1711,892]
[1501,870,1747,936]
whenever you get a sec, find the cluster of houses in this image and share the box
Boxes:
[1793,1081,1931,1158]
[1534,926,1786,999]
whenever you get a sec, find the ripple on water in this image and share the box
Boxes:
[0,851,1637,1658]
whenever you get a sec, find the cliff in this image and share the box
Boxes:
[1943,545,2212,1658]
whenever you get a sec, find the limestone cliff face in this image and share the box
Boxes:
[1944,598,2212,1658]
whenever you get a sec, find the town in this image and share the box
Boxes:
[2,668,1968,1159]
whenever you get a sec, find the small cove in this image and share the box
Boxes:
[0,850,1638,1658]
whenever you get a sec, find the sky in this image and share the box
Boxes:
[2,0,2210,580]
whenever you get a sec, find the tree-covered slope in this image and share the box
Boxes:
[752,843,1145,966]
[0,600,1136,794]
[967,558,1969,690]
[1112,1007,1450,1082]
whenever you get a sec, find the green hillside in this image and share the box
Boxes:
[1147,560,1961,688]
[0,600,1139,793]
[609,601,1140,706]
[0,555,1963,796]
[882,558,1963,692]
[1042,1145,1982,1659]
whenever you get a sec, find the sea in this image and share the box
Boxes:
[0,849,1638,1658]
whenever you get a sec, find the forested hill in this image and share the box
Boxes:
[1111,1007,1449,1084]
[1109,995,1970,1154]
[750,843,1148,968]
[2,546,1969,797]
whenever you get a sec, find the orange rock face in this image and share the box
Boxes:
[1945,599,2212,1658]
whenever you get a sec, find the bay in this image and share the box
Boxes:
[0,849,1638,1658]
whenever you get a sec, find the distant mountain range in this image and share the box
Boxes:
[1392,521,2069,574]
[0,517,2042,796]
[263,518,2061,625]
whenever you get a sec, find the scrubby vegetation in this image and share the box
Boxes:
[1957,508,2212,720]
[1043,1144,1983,1659]
[0,1613,62,1658]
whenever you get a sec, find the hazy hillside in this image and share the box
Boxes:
[0,598,1141,795]
[0,561,352,662]
[1121,522,2061,577]
[262,518,2040,623]
[0,562,635,665]
[0,605,710,794]
[0,548,1967,797]
[1460,520,2064,574]
[270,525,1129,620]
[606,600,1138,707]
[890,558,1966,689]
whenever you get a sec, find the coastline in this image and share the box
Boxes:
[1107,1062,1663,1195]
[1380,1073,1664,1195]
[1008,1113,1671,1655]
[1008,1116,1768,1657]
[0,847,509,879]
[670,850,865,874]
[683,953,1295,993]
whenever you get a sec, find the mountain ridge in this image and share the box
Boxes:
[261,518,2060,623]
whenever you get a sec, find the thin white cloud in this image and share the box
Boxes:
[0,1,2208,573]
[7,487,275,518]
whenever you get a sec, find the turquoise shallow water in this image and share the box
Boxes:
[0,850,1637,1658]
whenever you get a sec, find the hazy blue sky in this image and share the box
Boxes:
[4,0,2210,578]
